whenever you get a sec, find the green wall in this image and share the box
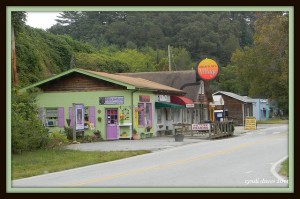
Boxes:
[36,90,155,140]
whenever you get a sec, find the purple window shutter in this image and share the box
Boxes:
[69,107,73,127]
[148,103,152,126]
[89,106,96,127]
[58,107,64,127]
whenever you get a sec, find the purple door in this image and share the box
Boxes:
[106,109,118,140]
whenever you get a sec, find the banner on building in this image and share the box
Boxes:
[75,104,85,130]
[99,96,124,105]
[192,123,210,131]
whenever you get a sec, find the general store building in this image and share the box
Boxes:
[20,68,186,140]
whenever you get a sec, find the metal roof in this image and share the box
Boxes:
[213,91,256,103]
[82,69,185,94]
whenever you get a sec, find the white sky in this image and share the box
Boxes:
[26,12,61,30]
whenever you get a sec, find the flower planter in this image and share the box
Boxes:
[175,134,184,142]
[133,133,139,140]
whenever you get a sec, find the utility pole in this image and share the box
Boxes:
[168,45,171,71]
[11,25,17,87]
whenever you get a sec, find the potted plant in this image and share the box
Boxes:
[93,130,101,138]
[133,129,139,140]
[121,131,128,138]
[145,125,152,132]
[119,113,125,124]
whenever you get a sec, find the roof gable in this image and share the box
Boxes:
[20,68,184,95]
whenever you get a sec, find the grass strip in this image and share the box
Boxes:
[12,149,150,180]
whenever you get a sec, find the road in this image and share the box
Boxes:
[12,124,289,189]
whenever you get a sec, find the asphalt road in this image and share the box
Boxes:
[12,124,289,189]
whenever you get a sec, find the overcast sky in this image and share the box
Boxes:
[26,12,61,30]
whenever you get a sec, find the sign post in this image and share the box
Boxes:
[244,117,257,130]
[72,103,85,143]
[72,103,76,143]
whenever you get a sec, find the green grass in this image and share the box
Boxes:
[257,118,288,124]
[12,149,150,180]
[279,158,289,177]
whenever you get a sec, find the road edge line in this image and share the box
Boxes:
[270,155,288,182]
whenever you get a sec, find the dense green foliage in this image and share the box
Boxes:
[49,11,255,66]
[13,11,288,113]
[11,89,49,153]
[15,26,95,87]
[231,12,289,113]
[12,11,26,31]
[279,158,289,177]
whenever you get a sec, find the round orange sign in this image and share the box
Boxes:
[197,58,219,80]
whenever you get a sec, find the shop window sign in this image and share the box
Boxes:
[139,95,150,102]
[99,96,124,105]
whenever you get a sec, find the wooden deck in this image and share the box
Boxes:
[172,122,235,139]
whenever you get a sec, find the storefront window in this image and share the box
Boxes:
[145,103,152,126]
[45,108,58,127]
[157,109,162,124]
[138,102,152,127]
[138,103,145,127]
[44,107,64,127]
[183,109,187,123]
[84,106,96,129]
[175,109,181,123]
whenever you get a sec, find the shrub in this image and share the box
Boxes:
[63,126,84,140]
[63,126,73,140]
[11,89,49,154]
[47,131,69,149]
[83,135,92,143]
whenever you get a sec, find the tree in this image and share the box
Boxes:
[15,26,96,87]
[11,11,27,87]
[11,89,49,153]
[48,11,255,66]
[231,12,289,114]
[113,49,156,72]
[216,65,248,95]
[73,52,130,73]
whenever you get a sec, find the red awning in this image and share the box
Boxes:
[171,96,194,108]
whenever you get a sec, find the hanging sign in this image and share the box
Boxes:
[186,104,195,108]
[197,58,219,80]
[75,104,85,130]
[139,95,150,102]
[158,95,168,102]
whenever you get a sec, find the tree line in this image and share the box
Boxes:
[49,11,255,66]
[12,11,289,113]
